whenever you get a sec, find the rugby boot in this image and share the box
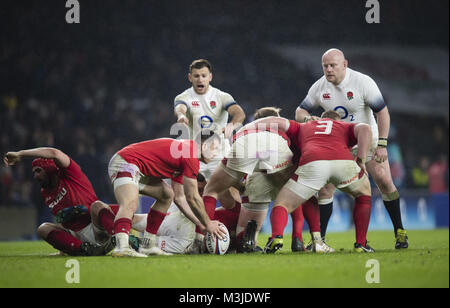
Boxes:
[291,237,305,252]
[395,229,409,249]
[263,235,283,254]
[240,220,258,253]
[353,241,375,253]
[80,242,109,256]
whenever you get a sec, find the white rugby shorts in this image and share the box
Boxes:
[223,131,293,176]
[108,153,144,190]
[285,160,364,200]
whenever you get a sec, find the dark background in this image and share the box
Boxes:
[0,1,448,213]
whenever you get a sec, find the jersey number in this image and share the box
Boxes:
[315,120,333,135]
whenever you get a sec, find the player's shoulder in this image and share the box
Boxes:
[347,68,378,86]
[310,75,328,89]
[210,85,234,100]
[174,87,193,101]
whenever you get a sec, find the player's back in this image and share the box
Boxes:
[298,119,357,166]
[118,138,199,179]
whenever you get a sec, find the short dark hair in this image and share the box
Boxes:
[194,129,221,145]
[321,110,341,120]
[189,59,212,73]
[254,107,281,120]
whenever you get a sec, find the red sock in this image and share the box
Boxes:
[146,208,167,234]
[270,206,288,238]
[229,202,242,213]
[353,196,372,246]
[290,205,304,241]
[214,208,239,233]
[46,229,82,255]
[98,208,116,235]
[302,197,320,233]
[114,217,132,235]
[203,196,217,219]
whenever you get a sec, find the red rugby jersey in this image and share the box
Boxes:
[41,159,97,232]
[117,138,200,184]
[286,119,358,166]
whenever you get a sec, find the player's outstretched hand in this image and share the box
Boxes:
[374,147,388,164]
[3,152,21,167]
[177,114,189,126]
[205,220,227,240]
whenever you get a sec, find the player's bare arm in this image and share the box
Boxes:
[353,123,373,173]
[373,106,390,163]
[174,103,189,125]
[224,104,246,139]
[243,116,290,132]
[172,180,205,232]
[4,147,70,168]
[183,176,226,239]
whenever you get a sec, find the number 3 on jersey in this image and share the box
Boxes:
[315,120,333,135]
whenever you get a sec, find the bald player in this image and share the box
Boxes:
[295,48,408,249]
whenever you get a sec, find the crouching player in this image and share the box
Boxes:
[3,147,111,256]
[248,110,375,253]
[91,173,240,254]
[107,130,226,257]
[235,107,332,253]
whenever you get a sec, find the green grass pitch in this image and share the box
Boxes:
[0,229,448,288]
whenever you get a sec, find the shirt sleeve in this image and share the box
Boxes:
[299,81,321,112]
[60,158,83,180]
[363,75,386,113]
[286,120,300,141]
[180,157,200,180]
[220,91,237,111]
[174,93,189,109]
[347,123,359,147]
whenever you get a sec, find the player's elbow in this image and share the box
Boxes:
[295,107,307,122]
[356,124,372,142]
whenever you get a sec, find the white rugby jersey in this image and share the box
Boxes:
[174,85,237,138]
[299,68,386,140]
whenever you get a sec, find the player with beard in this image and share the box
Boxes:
[3,147,110,256]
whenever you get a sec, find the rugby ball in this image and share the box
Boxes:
[205,224,230,255]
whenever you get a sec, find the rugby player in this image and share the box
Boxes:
[3,147,110,256]
[107,130,226,257]
[249,111,375,253]
[237,107,331,253]
[295,48,408,249]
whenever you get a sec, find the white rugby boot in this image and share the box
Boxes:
[111,233,147,258]
[311,232,335,253]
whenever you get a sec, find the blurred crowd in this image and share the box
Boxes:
[0,0,448,209]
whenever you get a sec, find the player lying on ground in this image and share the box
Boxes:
[237,107,333,253]
[3,147,111,256]
[247,110,375,253]
[295,48,408,249]
[108,129,226,257]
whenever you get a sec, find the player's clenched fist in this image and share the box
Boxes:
[3,151,21,166]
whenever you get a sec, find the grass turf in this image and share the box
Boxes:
[0,229,448,288]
